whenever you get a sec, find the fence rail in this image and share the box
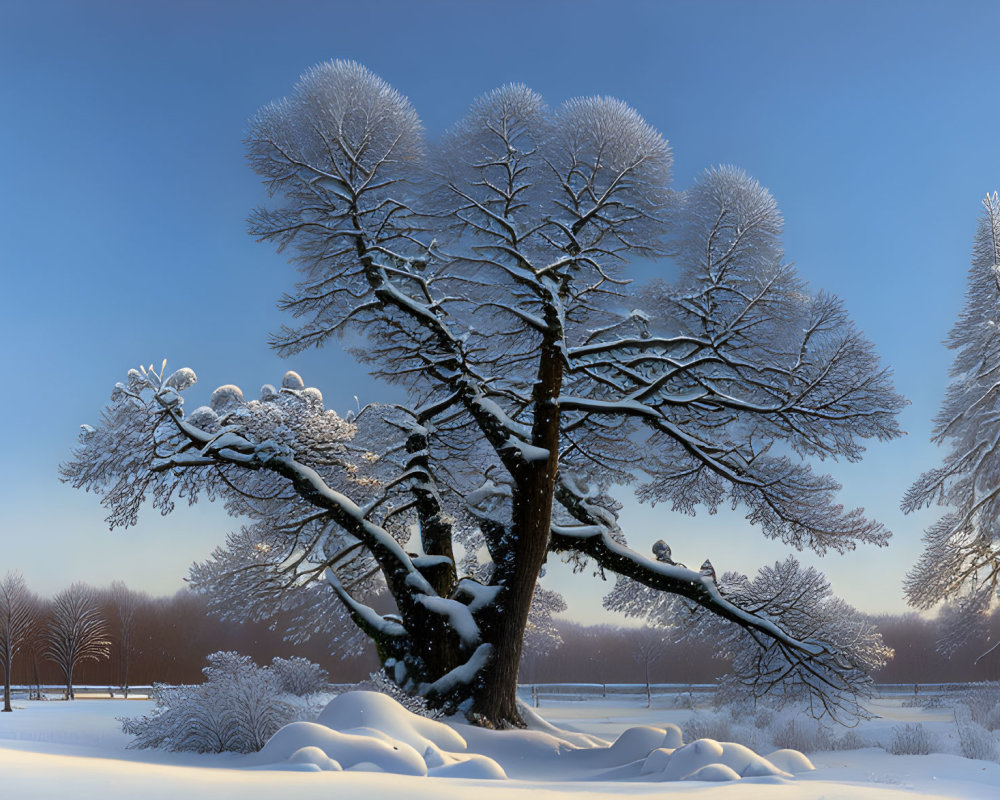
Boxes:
[4,680,986,702]
[6,685,156,699]
[515,681,981,705]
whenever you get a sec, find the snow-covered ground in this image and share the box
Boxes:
[0,691,997,799]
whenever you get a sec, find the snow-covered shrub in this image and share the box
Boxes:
[120,651,307,752]
[958,719,997,761]
[902,691,949,710]
[887,723,933,756]
[961,683,1000,730]
[955,706,999,761]
[270,656,329,696]
[749,706,776,730]
[683,713,732,744]
[830,729,870,751]
[771,717,833,753]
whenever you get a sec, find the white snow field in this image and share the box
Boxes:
[0,689,998,800]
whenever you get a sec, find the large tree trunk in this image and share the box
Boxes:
[469,520,549,727]
[469,337,563,728]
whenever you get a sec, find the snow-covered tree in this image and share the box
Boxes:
[904,193,1000,660]
[45,583,110,699]
[0,571,37,712]
[62,61,904,727]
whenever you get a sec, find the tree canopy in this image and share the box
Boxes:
[63,60,905,727]
[904,193,1000,660]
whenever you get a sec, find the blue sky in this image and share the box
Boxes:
[1,0,998,622]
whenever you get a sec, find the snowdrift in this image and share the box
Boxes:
[249,690,814,783]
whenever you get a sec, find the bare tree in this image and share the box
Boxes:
[21,596,48,700]
[0,572,37,712]
[107,581,145,697]
[63,61,904,727]
[632,625,668,708]
[904,194,1000,660]
[45,583,110,699]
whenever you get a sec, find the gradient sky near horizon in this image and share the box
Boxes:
[2,0,999,623]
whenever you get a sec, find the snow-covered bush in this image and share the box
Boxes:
[901,691,949,709]
[830,729,870,751]
[751,707,776,731]
[887,723,933,756]
[682,713,732,744]
[960,683,1000,730]
[120,651,327,753]
[771,717,833,753]
[955,705,999,761]
[270,656,329,696]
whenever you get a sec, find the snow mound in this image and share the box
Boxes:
[428,754,508,779]
[249,691,809,784]
[288,746,342,771]
[636,738,794,782]
[253,691,506,779]
[562,724,683,768]
[316,690,468,754]
[281,371,305,390]
[765,748,816,773]
[254,721,428,775]
[683,763,742,781]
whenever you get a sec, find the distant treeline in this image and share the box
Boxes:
[528,613,1000,686]
[8,582,1000,688]
[5,585,379,689]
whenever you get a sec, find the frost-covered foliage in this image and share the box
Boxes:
[683,714,733,743]
[887,723,934,756]
[770,717,835,753]
[607,557,890,720]
[948,684,1000,761]
[955,705,999,761]
[521,586,568,660]
[270,656,329,696]
[64,61,904,727]
[904,194,1000,658]
[120,651,327,753]
[45,583,110,700]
